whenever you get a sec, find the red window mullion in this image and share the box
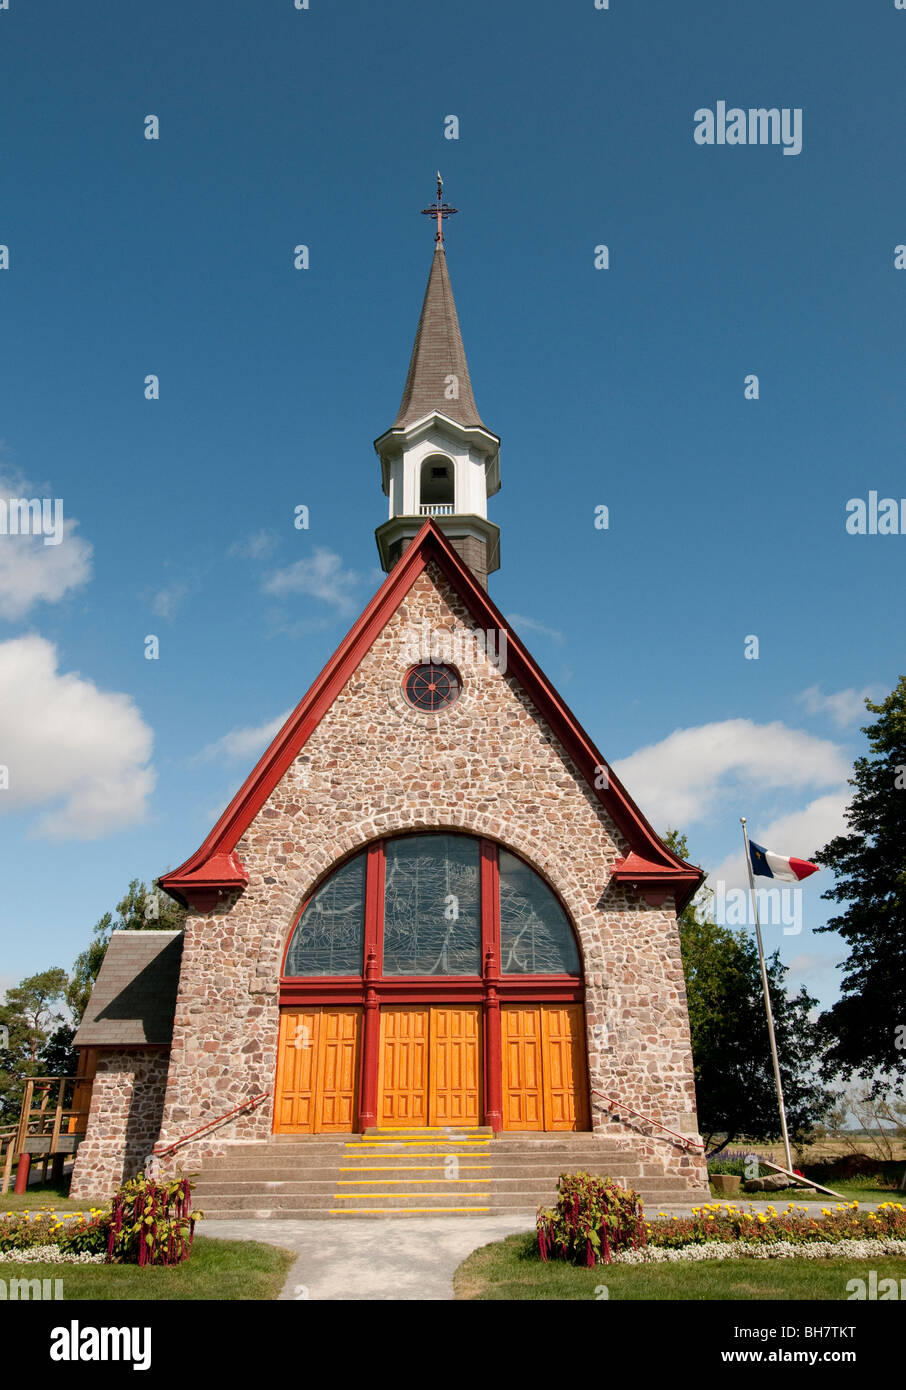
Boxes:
[364,840,385,976]
[480,838,500,975]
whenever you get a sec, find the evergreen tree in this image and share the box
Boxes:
[815,676,906,1091]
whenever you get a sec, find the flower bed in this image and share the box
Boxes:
[645,1200,906,1250]
[536,1173,906,1267]
[0,1175,200,1266]
[0,1244,106,1264]
[614,1237,906,1264]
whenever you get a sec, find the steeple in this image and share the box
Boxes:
[393,237,486,431]
[374,177,501,589]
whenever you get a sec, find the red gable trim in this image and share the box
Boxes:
[160,521,702,912]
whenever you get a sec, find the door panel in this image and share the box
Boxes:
[275,1008,360,1133]
[316,1008,361,1132]
[430,1006,480,1126]
[379,1008,429,1126]
[501,1005,544,1130]
[502,1003,588,1131]
[541,1003,589,1131]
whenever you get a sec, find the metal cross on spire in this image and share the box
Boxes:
[421,171,458,245]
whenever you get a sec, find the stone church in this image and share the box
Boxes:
[71,187,710,1210]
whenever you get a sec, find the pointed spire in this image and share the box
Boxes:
[393,181,486,430]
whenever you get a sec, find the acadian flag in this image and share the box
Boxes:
[748,841,819,883]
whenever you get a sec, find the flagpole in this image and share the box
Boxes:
[740,816,794,1174]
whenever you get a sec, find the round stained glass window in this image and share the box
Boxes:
[403,662,461,712]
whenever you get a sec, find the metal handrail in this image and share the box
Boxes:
[156,1092,269,1157]
[591,1089,706,1153]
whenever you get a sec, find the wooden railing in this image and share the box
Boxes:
[1,1076,94,1194]
[15,1076,92,1150]
[591,1089,706,1154]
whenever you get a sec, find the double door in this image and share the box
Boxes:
[501,1003,589,1131]
[274,1007,360,1133]
[378,1006,481,1127]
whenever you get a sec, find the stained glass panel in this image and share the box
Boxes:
[285,851,366,976]
[382,834,480,975]
[499,849,580,974]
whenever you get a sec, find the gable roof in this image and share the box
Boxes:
[160,521,701,913]
[393,244,486,430]
[73,931,183,1047]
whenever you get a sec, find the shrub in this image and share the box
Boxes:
[537,1172,647,1266]
[707,1157,750,1177]
[57,1211,110,1256]
[0,1210,59,1252]
[106,1174,199,1266]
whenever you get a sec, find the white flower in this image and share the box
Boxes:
[612,1238,906,1265]
[0,1245,106,1264]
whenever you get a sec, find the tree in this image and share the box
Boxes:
[3,969,69,1064]
[0,969,70,1122]
[666,829,833,1151]
[814,676,906,1092]
[67,879,186,1023]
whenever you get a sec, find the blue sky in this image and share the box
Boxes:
[1,0,903,1013]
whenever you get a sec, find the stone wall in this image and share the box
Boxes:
[144,561,707,1190]
[70,1050,170,1200]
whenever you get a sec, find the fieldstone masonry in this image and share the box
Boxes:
[71,1051,169,1199]
[99,560,709,1197]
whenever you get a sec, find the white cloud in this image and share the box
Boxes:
[613,719,850,829]
[150,583,188,621]
[229,530,278,560]
[263,548,363,613]
[192,709,292,766]
[797,684,884,729]
[0,634,155,838]
[0,473,92,620]
[506,613,564,643]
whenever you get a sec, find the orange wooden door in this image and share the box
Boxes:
[541,1003,589,1131]
[274,1008,360,1133]
[501,1005,544,1130]
[429,1006,480,1126]
[378,1008,429,1126]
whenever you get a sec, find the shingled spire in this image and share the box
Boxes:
[393,242,486,430]
[374,178,501,589]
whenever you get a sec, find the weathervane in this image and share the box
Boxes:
[421,172,458,245]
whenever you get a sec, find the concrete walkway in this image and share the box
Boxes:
[204,1198,892,1301]
[207,1213,536,1300]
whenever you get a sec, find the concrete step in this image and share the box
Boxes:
[199,1199,704,1220]
[361,1127,494,1138]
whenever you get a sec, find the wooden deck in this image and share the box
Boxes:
[1,1075,94,1194]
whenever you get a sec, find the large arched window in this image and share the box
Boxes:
[283,833,580,979]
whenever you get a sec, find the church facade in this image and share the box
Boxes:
[71,192,709,1203]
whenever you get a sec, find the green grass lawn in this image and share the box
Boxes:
[1,1182,101,1214]
[0,1238,295,1300]
[454,1231,906,1301]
